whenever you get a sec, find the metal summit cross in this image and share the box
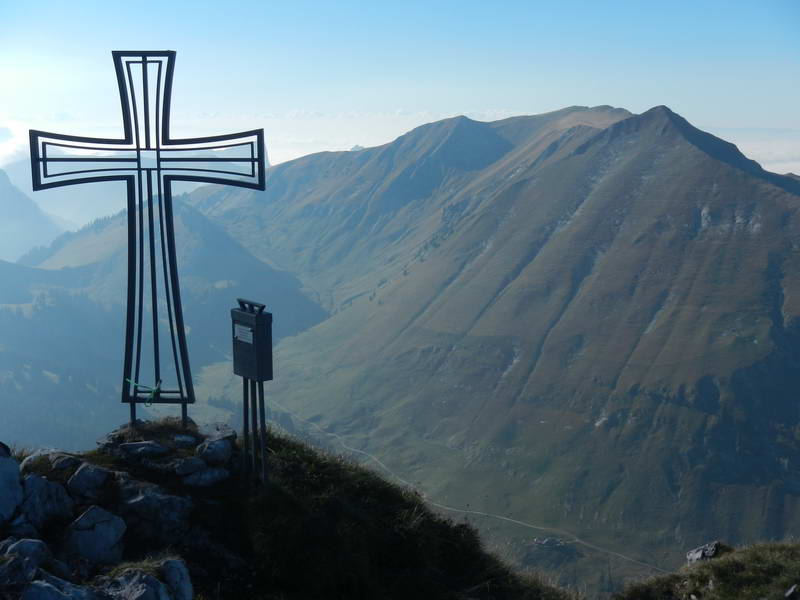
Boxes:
[29,51,266,426]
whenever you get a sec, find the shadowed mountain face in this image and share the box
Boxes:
[0,170,63,261]
[186,106,800,591]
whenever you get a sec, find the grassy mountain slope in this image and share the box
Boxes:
[186,106,800,593]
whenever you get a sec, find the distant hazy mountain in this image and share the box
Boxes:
[186,105,800,591]
[3,150,271,228]
[0,170,64,261]
[0,259,122,448]
[1,198,325,449]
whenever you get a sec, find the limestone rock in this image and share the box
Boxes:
[19,451,46,474]
[195,439,232,466]
[0,453,23,525]
[117,478,191,543]
[5,538,53,570]
[158,558,193,600]
[20,450,80,475]
[50,455,81,472]
[0,537,18,554]
[0,553,37,587]
[182,467,229,487]
[119,442,168,458]
[23,571,103,600]
[172,434,196,449]
[686,540,722,564]
[173,457,206,476]
[8,512,40,538]
[62,506,126,565]
[67,463,111,503]
[22,474,75,531]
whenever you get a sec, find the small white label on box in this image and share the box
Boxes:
[234,324,253,344]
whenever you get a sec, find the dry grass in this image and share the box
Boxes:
[9,444,33,462]
[104,552,181,579]
[116,416,199,443]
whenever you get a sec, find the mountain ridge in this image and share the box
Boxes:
[183,105,800,593]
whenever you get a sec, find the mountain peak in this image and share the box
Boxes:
[575,106,800,194]
[650,107,800,194]
[642,104,675,116]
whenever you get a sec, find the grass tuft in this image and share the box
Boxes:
[9,444,33,462]
[612,542,800,600]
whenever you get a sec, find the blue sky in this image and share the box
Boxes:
[1,0,798,171]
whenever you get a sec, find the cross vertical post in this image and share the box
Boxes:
[29,51,266,426]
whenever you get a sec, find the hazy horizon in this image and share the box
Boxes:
[1,1,798,172]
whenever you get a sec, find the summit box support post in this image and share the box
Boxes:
[231,299,273,483]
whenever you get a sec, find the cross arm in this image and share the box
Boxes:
[29,129,137,191]
[160,129,265,190]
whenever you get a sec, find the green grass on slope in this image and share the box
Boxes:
[245,430,575,600]
[69,419,572,600]
[612,543,800,600]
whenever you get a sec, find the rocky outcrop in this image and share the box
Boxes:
[686,540,726,564]
[0,447,23,526]
[196,439,232,466]
[22,475,75,531]
[62,506,126,565]
[67,464,111,504]
[0,420,242,599]
[117,478,192,543]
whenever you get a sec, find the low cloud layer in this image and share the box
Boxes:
[3,115,799,177]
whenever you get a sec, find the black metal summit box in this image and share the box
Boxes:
[231,298,273,381]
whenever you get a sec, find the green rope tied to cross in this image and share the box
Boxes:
[126,379,162,407]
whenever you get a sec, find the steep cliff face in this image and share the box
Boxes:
[186,106,800,589]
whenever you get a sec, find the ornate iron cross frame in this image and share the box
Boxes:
[29,51,266,425]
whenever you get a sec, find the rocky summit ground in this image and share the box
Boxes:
[0,418,571,600]
[0,418,237,599]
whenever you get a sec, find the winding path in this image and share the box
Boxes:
[272,400,672,575]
